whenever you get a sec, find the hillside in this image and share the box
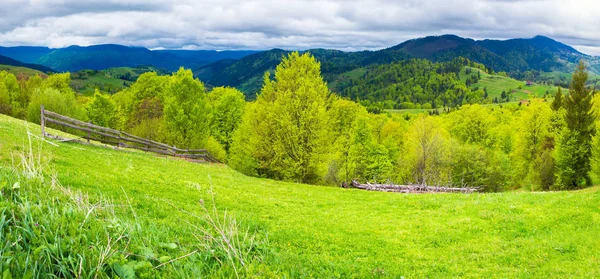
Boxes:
[2,110,600,277]
[460,66,565,102]
[0,64,46,77]
[70,66,168,95]
[0,54,55,73]
[195,35,598,98]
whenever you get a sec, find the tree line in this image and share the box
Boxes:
[0,53,596,191]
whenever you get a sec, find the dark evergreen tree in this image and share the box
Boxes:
[551,87,563,111]
[556,61,596,189]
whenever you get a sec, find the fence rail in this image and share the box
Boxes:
[40,105,219,163]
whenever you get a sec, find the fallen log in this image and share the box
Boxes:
[348,180,479,194]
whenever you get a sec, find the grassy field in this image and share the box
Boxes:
[461,67,564,101]
[1,113,600,277]
[328,67,368,91]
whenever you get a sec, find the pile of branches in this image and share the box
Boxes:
[346,180,479,194]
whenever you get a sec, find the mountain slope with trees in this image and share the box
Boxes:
[195,35,598,98]
[0,54,55,73]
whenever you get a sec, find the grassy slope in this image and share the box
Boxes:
[1,114,600,277]
[0,64,45,77]
[461,66,564,101]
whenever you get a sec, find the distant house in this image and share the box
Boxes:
[526,81,533,86]
[519,99,530,105]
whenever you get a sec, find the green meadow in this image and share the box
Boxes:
[1,113,600,278]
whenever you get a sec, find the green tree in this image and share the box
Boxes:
[207,87,246,152]
[162,68,210,149]
[230,52,330,183]
[0,81,10,114]
[27,88,84,124]
[556,61,595,189]
[86,90,119,129]
[511,100,553,188]
[551,87,563,111]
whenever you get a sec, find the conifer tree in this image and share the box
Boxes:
[556,61,596,189]
[551,87,563,111]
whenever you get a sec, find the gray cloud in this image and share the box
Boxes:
[1,0,599,55]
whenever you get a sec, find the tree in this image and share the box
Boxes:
[229,52,330,184]
[325,98,368,184]
[86,90,119,129]
[162,68,210,149]
[511,100,553,189]
[401,116,450,185]
[207,87,246,152]
[27,88,84,124]
[556,61,595,188]
[551,87,563,111]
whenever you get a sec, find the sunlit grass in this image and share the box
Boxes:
[1,113,600,278]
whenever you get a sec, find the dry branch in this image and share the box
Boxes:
[349,180,479,194]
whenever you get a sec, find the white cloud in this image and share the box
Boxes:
[0,0,600,55]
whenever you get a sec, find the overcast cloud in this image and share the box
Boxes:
[1,0,600,55]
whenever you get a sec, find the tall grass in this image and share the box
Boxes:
[0,131,128,278]
[1,131,271,278]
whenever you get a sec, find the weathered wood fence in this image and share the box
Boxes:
[348,180,479,194]
[40,105,219,163]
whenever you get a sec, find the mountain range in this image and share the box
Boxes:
[0,45,260,72]
[194,35,599,96]
[0,35,597,97]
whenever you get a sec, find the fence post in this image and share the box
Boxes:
[117,131,121,149]
[87,121,91,143]
[40,105,45,138]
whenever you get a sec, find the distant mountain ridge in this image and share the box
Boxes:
[0,45,260,72]
[195,35,599,97]
[1,35,597,98]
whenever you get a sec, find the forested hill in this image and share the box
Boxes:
[196,35,598,98]
[0,54,55,73]
[337,58,491,110]
[0,45,259,72]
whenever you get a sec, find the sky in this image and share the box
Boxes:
[1,0,600,55]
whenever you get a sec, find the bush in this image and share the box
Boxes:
[27,88,85,124]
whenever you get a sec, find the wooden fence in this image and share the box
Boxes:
[40,105,219,163]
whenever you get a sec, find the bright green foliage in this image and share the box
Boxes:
[401,116,450,185]
[162,68,210,149]
[231,52,331,183]
[450,144,492,188]
[556,61,595,188]
[86,90,119,129]
[551,87,563,110]
[448,104,493,146]
[228,103,260,176]
[42,73,74,96]
[207,87,245,152]
[27,88,84,123]
[0,71,19,115]
[0,80,9,114]
[511,100,553,188]
[114,73,168,140]
[325,98,369,184]
[205,136,227,163]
